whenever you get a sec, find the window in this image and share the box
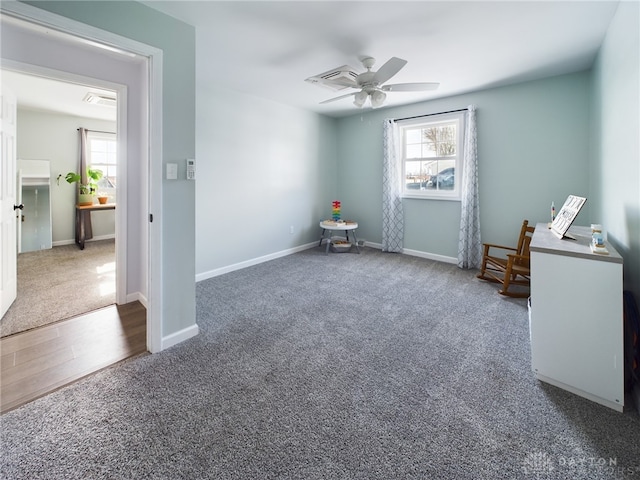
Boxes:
[87,131,117,193]
[400,112,465,200]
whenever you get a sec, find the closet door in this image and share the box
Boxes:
[18,160,53,253]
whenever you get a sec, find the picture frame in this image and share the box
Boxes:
[550,194,587,240]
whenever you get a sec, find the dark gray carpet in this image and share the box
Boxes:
[1,247,639,479]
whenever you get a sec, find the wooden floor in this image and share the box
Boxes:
[0,302,147,414]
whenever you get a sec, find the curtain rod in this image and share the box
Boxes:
[77,128,116,135]
[393,108,468,122]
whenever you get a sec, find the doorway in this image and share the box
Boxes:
[0,3,163,352]
[0,70,121,337]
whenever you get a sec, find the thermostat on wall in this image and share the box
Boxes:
[186,159,195,180]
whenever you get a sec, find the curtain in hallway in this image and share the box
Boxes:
[457,105,482,269]
[382,119,404,252]
[78,128,93,240]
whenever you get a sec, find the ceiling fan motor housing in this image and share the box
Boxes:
[357,71,377,88]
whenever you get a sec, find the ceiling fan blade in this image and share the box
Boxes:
[382,82,440,92]
[372,57,407,85]
[320,92,357,104]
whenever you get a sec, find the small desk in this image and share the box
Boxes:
[318,221,360,255]
[75,203,115,250]
[529,223,624,411]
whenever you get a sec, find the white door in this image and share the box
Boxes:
[1,87,18,318]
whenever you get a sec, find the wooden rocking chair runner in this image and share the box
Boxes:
[477,219,536,298]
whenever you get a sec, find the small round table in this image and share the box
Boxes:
[318,221,360,255]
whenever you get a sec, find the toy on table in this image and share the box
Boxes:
[332,200,341,221]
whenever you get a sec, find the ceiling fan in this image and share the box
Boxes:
[309,56,439,108]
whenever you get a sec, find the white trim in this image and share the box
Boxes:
[399,111,465,201]
[52,234,114,247]
[322,239,457,265]
[401,248,458,265]
[196,242,317,282]
[91,233,115,242]
[356,241,458,264]
[195,241,458,283]
[1,3,155,59]
[402,194,462,203]
[161,324,199,351]
[115,87,128,306]
[126,291,148,309]
[51,240,76,247]
[2,2,164,353]
[147,53,164,353]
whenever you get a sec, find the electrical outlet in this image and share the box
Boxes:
[290,225,294,234]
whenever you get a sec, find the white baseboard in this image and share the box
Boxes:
[196,241,317,282]
[52,239,75,247]
[126,291,148,309]
[357,241,458,265]
[161,324,199,350]
[401,247,458,265]
[52,234,115,247]
[195,241,459,282]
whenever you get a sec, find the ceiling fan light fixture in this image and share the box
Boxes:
[314,56,436,109]
[371,90,386,108]
[353,91,368,108]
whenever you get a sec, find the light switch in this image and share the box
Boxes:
[166,163,178,180]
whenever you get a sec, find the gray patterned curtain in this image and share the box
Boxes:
[382,119,404,252]
[457,105,481,269]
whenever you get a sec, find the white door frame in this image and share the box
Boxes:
[1,2,164,352]
[2,60,128,304]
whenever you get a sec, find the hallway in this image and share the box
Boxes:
[1,302,146,414]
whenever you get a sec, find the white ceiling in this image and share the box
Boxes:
[0,12,135,123]
[143,0,619,117]
[1,69,118,122]
[1,1,620,119]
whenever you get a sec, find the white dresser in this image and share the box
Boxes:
[529,223,624,411]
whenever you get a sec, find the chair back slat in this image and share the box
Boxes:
[477,218,534,298]
[518,235,533,266]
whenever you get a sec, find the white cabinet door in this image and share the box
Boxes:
[530,250,624,411]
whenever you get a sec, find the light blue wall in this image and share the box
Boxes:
[336,72,592,257]
[25,0,639,330]
[195,85,337,277]
[591,1,640,301]
[16,109,117,244]
[27,1,197,334]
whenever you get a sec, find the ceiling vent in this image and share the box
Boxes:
[83,92,117,107]
[305,65,360,91]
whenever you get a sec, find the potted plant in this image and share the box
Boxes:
[97,192,109,205]
[65,168,103,206]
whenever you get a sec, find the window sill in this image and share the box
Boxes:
[402,193,461,202]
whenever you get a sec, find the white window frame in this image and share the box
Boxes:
[399,111,465,201]
[87,130,117,196]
